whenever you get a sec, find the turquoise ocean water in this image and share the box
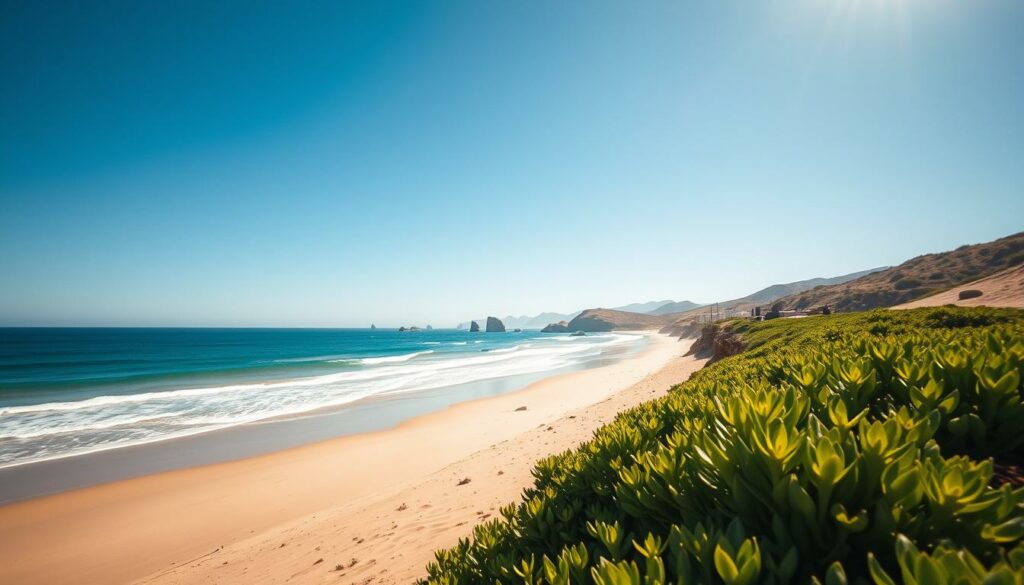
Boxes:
[0,328,644,469]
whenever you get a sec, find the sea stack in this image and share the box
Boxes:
[485,316,506,332]
[469,321,480,332]
[541,321,570,333]
[370,324,376,330]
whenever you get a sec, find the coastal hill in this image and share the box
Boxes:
[532,268,890,334]
[540,320,571,333]
[655,267,888,335]
[565,308,672,332]
[893,262,1024,310]
[458,300,694,330]
[469,235,1023,334]
[774,231,1024,312]
[728,267,887,305]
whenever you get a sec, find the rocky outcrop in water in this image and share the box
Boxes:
[542,321,570,332]
[485,316,506,332]
[469,321,480,332]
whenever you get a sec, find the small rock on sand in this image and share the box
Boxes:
[457,477,472,486]
[515,406,527,411]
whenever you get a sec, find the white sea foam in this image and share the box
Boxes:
[359,350,434,365]
[0,412,179,440]
[272,354,351,363]
[0,333,644,468]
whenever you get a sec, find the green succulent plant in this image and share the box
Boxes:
[422,307,1024,584]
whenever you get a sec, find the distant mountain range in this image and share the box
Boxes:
[658,267,890,325]
[456,300,703,330]
[558,268,890,333]
[730,268,888,306]
[456,267,886,330]
[612,300,677,314]
[647,300,704,315]
[453,232,1024,333]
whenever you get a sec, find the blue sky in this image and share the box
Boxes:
[1,0,1022,327]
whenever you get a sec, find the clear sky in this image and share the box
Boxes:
[1,0,1022,327]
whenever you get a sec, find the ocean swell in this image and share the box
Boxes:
[0,333,642,468]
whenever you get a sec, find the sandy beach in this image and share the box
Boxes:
[0,333,705,585]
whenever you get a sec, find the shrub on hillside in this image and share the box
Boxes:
[893,278,922,291]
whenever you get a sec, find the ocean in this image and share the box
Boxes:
[0,328,645,471]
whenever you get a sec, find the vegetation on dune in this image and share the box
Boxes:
[424,308,1024,584]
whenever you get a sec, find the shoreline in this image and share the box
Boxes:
[0,333,704,585]
[0,333,644,503]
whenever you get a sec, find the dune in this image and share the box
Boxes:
[893,264,1024,310]
[777,232,1024,312]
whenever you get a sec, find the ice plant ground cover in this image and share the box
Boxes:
[423,307,1024,584]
